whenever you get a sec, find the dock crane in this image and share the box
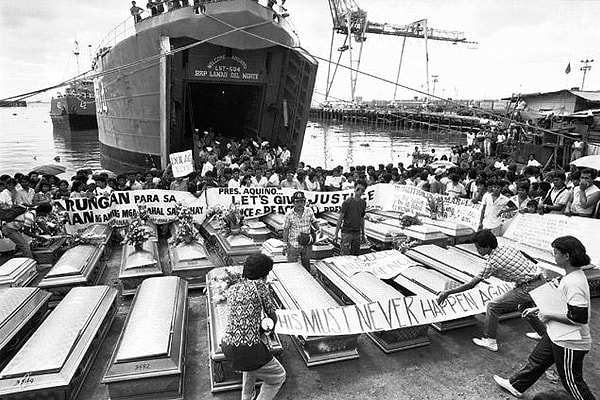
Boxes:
[325,0,477,102]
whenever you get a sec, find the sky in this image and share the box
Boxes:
[1,0,599,102]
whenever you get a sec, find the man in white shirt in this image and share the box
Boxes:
[565,168,600,217]
[250,167,269,188]
[15,177,35,206]
[480,180,510,235]
[526,153,542,168]
[228,169,241,188]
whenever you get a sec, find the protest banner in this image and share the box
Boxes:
[274,281,513,336]
[169,150,194,178]
[323,250,420,280]
[204,186,379,219]
[58,190,207,233]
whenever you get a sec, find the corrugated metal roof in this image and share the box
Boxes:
[504,90,600,102]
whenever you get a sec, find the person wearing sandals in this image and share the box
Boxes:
[221,254,286,400]
[493,236,596,400]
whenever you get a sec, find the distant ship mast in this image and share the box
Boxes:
[73,40,81,76]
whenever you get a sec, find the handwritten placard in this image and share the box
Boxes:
[169,150,194,178]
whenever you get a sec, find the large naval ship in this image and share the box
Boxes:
[93,0,317,172]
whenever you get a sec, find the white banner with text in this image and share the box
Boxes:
[274,282,513,336]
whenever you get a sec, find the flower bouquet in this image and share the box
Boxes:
[209,268,243,303]
[123,218,151,251]
[169,203,201,246]
[425,196,444,220]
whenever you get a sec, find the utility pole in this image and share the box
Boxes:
[580,59,594,90]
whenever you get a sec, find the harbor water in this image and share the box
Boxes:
[0,103,464,176]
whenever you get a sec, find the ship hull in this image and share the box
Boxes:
[94,1,316,173]
[50,96,98,130]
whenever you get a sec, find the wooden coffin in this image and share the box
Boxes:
[203,219,263,265]
[103,276,188,400]
[0,286,117,400]
[322,211,404,250]
[79,223,114,246]
[314,260,429,353]
[262,239,287,263]
[205,267,283,393]
[393,264,476,331]
[405,245,520,321]
[0,258,38,289]
[458,239,600,297]
[261,213,285,236]
[119,241,163,296]
[0,288,50,370]
[31,237,67,267]
[242,220,271,242]
[270,262,360,366]
[320,223,372,256]
[168,241,214,289]
[418,216,473,243]
[38,244,108,306]
[368,210,449,245]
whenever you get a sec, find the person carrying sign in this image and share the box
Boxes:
[437,229,546,352]
[493,236,596,400]
[282,191,320,271]
[334,179,367,255]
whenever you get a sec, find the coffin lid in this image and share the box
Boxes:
[171,242,207,262]
[226,234,254,246]
[272,263,338,308]
[0,258,36,281]
[245,220,266,229]
[116,277,179,362]
[0,288,40,325]
[124,243,158,269]
[80,223,112,239]
[401,265,456,292]
[0,286,111,378]
[46,244,97,277]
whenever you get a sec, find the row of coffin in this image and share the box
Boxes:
[2,241,598,398]
[0,222,215,304]
[0,277,187,400]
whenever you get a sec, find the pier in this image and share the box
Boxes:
[309,107,484,133]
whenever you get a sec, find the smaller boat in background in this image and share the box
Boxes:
[50,80,97,130]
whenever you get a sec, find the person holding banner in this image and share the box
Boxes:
[437,230,546,352]
[282,191,320,271]
[493,236,595,400]
[334,179,367,256]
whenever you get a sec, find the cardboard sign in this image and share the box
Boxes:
[274,282,513,336]
[169,150,194,178]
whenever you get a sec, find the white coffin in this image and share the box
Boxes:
[0,286,117,399]
[103,277,188,400]
[0,258,38,289]
[119,241,163,296]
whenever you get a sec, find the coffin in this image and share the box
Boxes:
[31,237,67,267]
[0,258,38,289]
[242,220,271,242]
[418,217,473,241]
[38,244,108,306]
[262,239,287,263]
[458,239,600,297]
[206,267,283,393]
[393,265,476,331]
[270,262,360,366]
[406,245,520,321]
[144,221,159,242]
[203,219,263,265]
[79,223,114,246]
[314,260,429,353]
[0,288,50,370]
[168,241,214,289]
[0,286,117,400]
[261,213,285,236]
[103,277,188,400]
[119,241,163,296]
[322,211,404,250]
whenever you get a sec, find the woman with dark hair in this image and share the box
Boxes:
[221,253,286,400]
[494,236,596,400]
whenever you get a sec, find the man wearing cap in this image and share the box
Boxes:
[282,191,320,271]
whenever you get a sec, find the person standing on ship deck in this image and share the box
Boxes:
[130,1,144,22]
[334,180,367,256]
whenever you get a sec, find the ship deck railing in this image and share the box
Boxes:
[94,0,299,67]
